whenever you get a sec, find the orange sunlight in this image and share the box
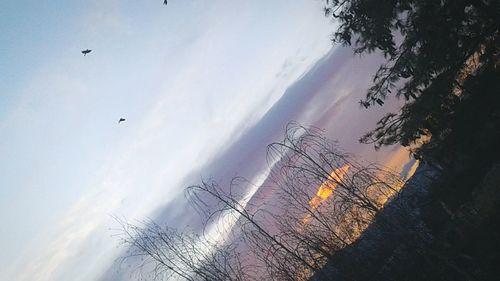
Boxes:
[308,165,350,210]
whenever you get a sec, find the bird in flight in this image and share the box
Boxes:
[163,0,167,5]
[82,49,92,56]
[118,118,126,124]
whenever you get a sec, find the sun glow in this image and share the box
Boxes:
[308,165,350,210]
[303,165,350,224]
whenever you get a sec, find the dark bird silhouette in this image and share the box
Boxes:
[359,100,370,109]
[375,98,385,106]
[118,118,126,124]
[82,49,92,56]
[163,0,167,5]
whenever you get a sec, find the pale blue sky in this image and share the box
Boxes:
[0,1,346,280]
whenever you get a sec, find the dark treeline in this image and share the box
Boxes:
[313,163,500,281]
[325,0,500,182]
[320,0,500,280]
[325,0,499,158]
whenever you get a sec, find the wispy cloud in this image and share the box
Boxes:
[1,1,337,280]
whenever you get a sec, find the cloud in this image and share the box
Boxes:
[2,2,413,281]
[98,44,413,279]
[2,2,336,280]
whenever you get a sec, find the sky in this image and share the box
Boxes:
[0,1,412,280]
